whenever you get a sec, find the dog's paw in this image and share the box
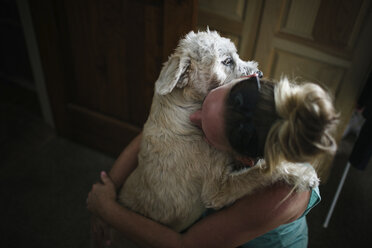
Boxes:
[204,195,233,210]
[296,166,319,190]
[277,162,319,191]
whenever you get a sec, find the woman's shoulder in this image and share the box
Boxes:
[189,182,312,246]
[235,182,311,224]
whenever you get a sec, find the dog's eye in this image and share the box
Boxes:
[222,57,234,66]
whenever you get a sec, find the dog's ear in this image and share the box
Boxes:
[155,56,190,95]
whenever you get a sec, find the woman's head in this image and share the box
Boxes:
[189,75,271,155]
[190,76,339,171]
[225,77,277,159]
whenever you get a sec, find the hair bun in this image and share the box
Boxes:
[272,78,339,163]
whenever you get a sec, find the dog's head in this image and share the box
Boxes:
[155,30,260,97]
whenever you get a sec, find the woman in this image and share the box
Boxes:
[87,76,339,247]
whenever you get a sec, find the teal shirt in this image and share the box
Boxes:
[240,187,321,248]
[200,187,320,247]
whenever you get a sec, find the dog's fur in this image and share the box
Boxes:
[117,30,319,235]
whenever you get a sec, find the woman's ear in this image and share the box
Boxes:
[155,56,190,95]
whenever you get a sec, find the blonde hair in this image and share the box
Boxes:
[264,78,339,172]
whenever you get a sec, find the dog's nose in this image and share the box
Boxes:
[256,70,263,78]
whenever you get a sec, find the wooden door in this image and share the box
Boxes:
[198,0,372,180]
[253,0,372,179]
[29,0,197,156]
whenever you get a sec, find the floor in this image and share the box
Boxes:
[1,81,371,247]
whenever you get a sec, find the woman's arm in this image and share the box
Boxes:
[90,133,142,248]
[88,174,310,248]
[108,133,142,190]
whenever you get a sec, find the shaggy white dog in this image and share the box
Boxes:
[116,30,319,239]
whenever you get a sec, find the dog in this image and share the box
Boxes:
[116,30,319,238]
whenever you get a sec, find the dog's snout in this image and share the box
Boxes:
[238,64,262,78]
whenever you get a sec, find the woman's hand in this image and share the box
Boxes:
[87,171,117,217]
[91,216,112,248]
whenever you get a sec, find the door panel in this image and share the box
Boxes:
[254,0,372,135]
[270,49,346,94]
[30,0,197,156]
[254,0,372,180]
